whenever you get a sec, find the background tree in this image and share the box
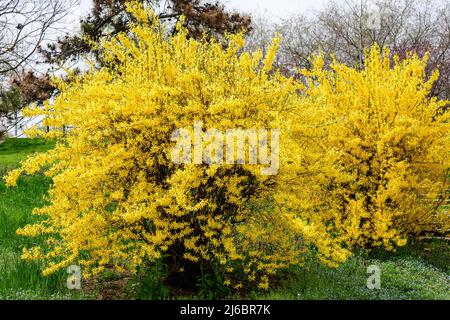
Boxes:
[0,0,73,77]
[0,0,73,138]
[0,73,55,139]
[10,0,251,110]
[246,0,450,100]
[0,85,21,139]
[41,0,252,68]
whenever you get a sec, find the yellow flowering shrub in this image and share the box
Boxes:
[9,4,445,292]
[282,45,449,250]
[4,3,349,289]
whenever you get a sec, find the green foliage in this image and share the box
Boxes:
[0,87,23,139]
[130,261,170,300]
[195,263,231,300]
[0,86,22,115]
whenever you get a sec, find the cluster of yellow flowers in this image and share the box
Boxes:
[5,3,449,289]
[280,46,449,250]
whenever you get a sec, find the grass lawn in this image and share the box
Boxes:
[0,138,448,300]
[0,138,55,176]
[0,138,92,299]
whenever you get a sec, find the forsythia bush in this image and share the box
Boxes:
[5,3,349,289]
[5,3,449,290]
[282,46,449,250]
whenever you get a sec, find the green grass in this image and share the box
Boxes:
[0,138,448,300]
[0,138,55,176]
[254,250,449,300]
[0,138,93,300]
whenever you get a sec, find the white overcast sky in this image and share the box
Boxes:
[223,0,329,19]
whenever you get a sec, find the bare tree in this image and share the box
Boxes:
[277,14,319,72]
[313,0,447,66]
[247,0,450,99]
[0,0,74,139]
[0,0,74,77]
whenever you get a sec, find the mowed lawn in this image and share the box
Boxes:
[0,138,449,300]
